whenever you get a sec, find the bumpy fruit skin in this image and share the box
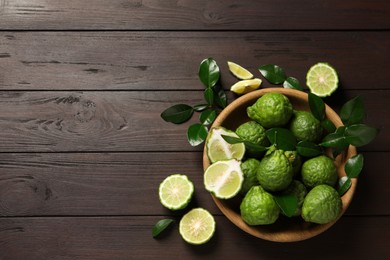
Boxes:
[247,92,293,128]
[240,158,261,194]
[281,180,307,216]
[240,186,280,225]
[257,149,293,192]
[289,111,323,142]
[302,184,342,224]
[301,155,337,188]
[236,121,269,157]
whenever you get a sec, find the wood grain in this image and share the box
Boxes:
[0,216,389,259]
[0,152,386,217]
[1,32,389,90]
[0,90,386,152]
[0,0,389,30]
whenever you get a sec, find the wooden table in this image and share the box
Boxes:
[0,1,389,259]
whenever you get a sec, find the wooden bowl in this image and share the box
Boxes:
[202,88,357,242]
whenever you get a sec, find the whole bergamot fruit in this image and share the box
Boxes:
[247,92,293,128]
[257,149,293,192]
[301,184,342,224]
[236,121,269,157]
[281,180,307,217]
[240,185,280,225]
[289,110,323,142]
[301,155,337,188]
[240,158,261,194]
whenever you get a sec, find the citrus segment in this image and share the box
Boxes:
[158,174,194,210]
[206,127,245,163]
[230,78,262,94]
[204,159,244,199]
[227,61,254,80]
[306,62,339,97]
[179,208,216,245]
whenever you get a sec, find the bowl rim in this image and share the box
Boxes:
[202,88,357,242]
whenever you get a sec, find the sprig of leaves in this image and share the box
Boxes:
[259,64,303,91]
[160,58,227,146]
[338,154,364,196]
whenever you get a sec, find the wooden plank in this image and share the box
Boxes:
[0,90,386,152]
[0,152,386,216]
[0,216,389,259]
[0,0,389,30]
[1,31,389,90]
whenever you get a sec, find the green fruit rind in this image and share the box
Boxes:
[289,111,323,142]
[240,158,261,194]
[240,186,280,225]
[247,92,293,128]
[302,184,342,224]
[301,155,337,188]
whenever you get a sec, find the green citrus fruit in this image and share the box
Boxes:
[301,184,342,224]
[240,158,261,194]
[281,180,307,216]
[301,155,338,188]
[206,127,246,163]
[306,62,339,97]
[257,149,293,192]
[240,186,280,225]
[247,92,293,128]
[179,208,216,245]
[204,159,243,199]
[159,174,194,210]
[236,121,269,156]
[289,111,323,142]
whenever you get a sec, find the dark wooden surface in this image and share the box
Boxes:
[0,0,389,259]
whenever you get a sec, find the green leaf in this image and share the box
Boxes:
[152,219,174,238]
[321,118,337,133]
[204,88,214,105]
[187,123,208,146]
[258,64,287,84]
[308,92,325,121]
[200,109,217,126]
[340,96,365,126]
[273,194,298,218]
[266,128,297,151]
[320,132,347,148]
[283,77,303,91]
[199,58,220,88]
[344,124,379,147]
[214,87,227,108]
[193,104,209,112]
[345,154,364,178]
[338,176,352,196]
[161,104,194,124]
[221,135,267,153]
[296,141,323,157]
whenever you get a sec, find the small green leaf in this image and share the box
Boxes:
[338,176,352,196]
[214,87,227,108]
[193,104,209,112]
[258,64,287,84]
[340,96,365,126]
[344,124,379,147]
[204,88,214,105]
[321,118,337,133]
[152,219,174,238]
[200,109,217,126]
[161,104,194,124]
[296,141,323,157]
[221,135,267,153]
[283,77,303,91]
[345,154,364,178]
[308,92,325,121]
[320,132,347,148]
[274,194,298,217]
[266,128,297,151]
[199,58,220,88]
[187,123,208,146]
